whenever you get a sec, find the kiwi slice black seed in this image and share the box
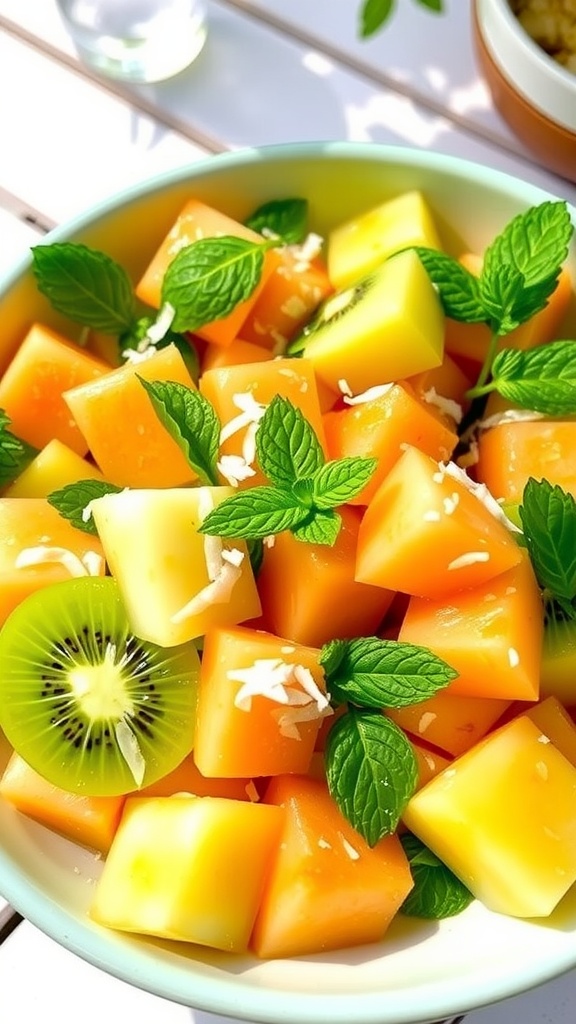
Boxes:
[0,576,200,797]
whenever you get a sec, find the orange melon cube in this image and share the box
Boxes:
[200,357,327,488]
[323,382,458,506]
[194,625,328,778]
[356,446,523,599]
[240,249,333,350]
[397,552,543,701]
[135,198,280,347]
[201,338,274,373]
[137,752,255,801]
[251,774,413,958]
[406,351,472,410]
[0,497,106,624]
[520,696,576,768]
[386,690,511,758]
[63,344,199,488]
[475,419,576,503]
[257,505,395,647]
[0,751,125,853]
[0,323,108,455]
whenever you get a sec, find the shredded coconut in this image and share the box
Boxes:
[422,387,463,424]
[170,558,244,623]
[217,454,256,487]
[228,657,331,739]
[435,459,523,534]
[507,647,520,668]
[245,780,260,803]
[343,383,395,406]
[15,545,102,578]
[479,409,545,430]
[339,833,360,860]
[447,551,490,570]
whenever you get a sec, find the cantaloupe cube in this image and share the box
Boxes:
[406,351,472,410]
[201,338,274,373]
[409,739,453,790]
[137,752,255,801]
[323,381,458,506]
[356,446,523,599]
[476,419,576,503]
[397,552,543,700]
[194,625,328,778]
[63,344,199,489]
[89,486,261,647]
[4,438,104,498]
[403,716,576,917]
[0,751,125,853]
[240,249,333,350]
[0,497,106,624]
[520,696,576,767]
[90,795,284,950]
[257,505,395,647]
[302,250,445,395]
[328,190,442,290]
[251,774,413,958]
[0,323,108,455]
[386,690,511,758]
[135,198,280,347]
[199,357,327,488]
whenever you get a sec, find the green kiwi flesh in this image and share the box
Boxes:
[287,276,372,356]
[541,611,576,707]
[0,576,200,796]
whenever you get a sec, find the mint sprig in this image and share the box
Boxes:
[325,708,418,846]
[47,479,124,535]
[519,477,576,618]
[161,235,276,334]
[245,197,308,245]
[320,636,458,708]
[0,412,37,488]
[199,395,377,546]
[137,378,220,487]
[359,0,443,39]
[473,340,576,416]
[31,243,136,335]
[400,833,474,919]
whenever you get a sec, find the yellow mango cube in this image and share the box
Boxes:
[89,486,261,647]
[328,190,442,290]
[403,716,576,918]
[90,795,284,951]
[303,250,444,394]
[4,438,104,498]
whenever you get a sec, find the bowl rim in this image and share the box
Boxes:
[1,140,576,1024]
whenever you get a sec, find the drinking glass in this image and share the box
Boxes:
[55,0,208,83]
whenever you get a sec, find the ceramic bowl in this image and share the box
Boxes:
[473,0,576,183]
[0,142,576,1024]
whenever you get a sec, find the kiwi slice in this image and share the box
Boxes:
[541,610,576,706]
[0,576,201,796]
[287,279,370,356]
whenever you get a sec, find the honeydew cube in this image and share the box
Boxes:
[89,486,261,647]
[328,190,442,290]
[303,250,444,395]
[403,716,576,918]
[90,795,284,951]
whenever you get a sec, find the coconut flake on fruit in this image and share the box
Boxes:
[170,548,245,624]
[342,382,395,406]
[422,387,463,425]
[14,545,104,577]
[434,459,523,534]
[229,658,331,740]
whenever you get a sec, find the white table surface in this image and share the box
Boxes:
[1,2,576,1021]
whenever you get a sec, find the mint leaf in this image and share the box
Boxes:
[47,479,124,535]
[199,485,306,539]
[256,395,325,486]
[482,201,572,290]
[312,457,377,508]
[478,262,527,334]
[400,833,474,919]
[325,708,418,845]
[138,378,220,486]
[0,412,37,487]
[359,0,395,38]
[245,198,308,245]
[161,236,268,334]
[120,316,199,381]
[320,636,458,708]
[490,341,576,415]
[519,477,576,615]
[246,537,264,577]
[417,0,443,10]
[31,243,135,334]
[413,249,486,323]
[292,508,342,545]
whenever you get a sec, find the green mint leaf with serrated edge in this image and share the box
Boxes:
[198,485,307,540]
[47,479,124,535]
[31,243,135,334]
[400,833,474,919]
[138,378,220,486]
[291,508,342,545]
[412,248,486,323]
[478,262,527,335]
[320,636,458,709]
[256,394,325,487]
[120,316,199,381]
[488,341,576,415]
[245,197,308,245]
[325,708,418,845]
[312,457,377,509]
[0,413,37,488]
[519,477,576,615]
[359,0,395,38]
[246,537,264,577]
[161,235,271,334]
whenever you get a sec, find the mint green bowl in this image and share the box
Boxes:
[0,142,575,1024]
